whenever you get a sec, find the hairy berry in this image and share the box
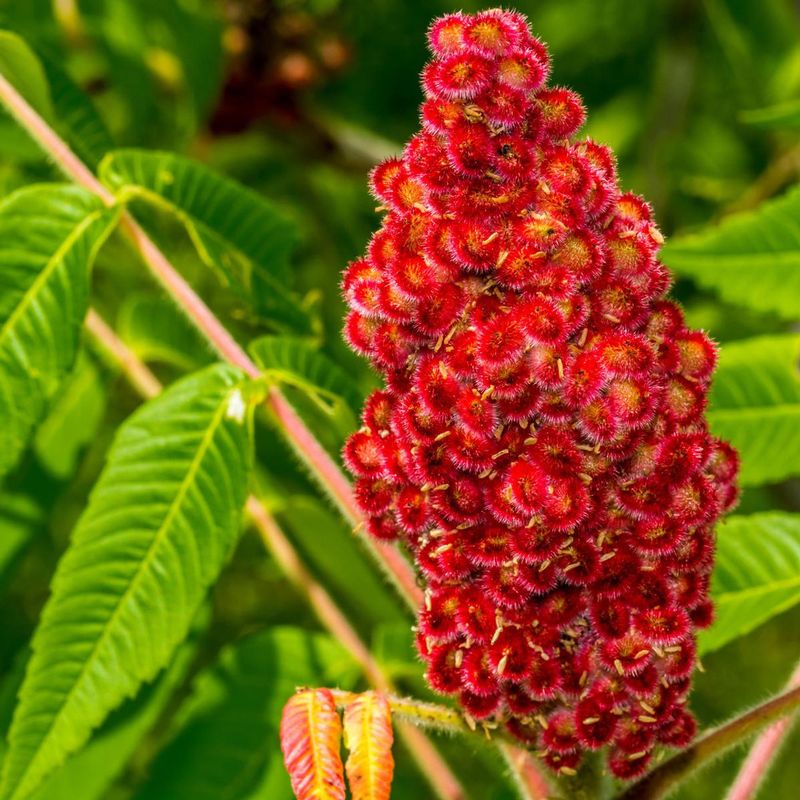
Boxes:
[342,9,737,779]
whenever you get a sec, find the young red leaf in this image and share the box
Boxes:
[344,691,395,800]
[280,689,346,800]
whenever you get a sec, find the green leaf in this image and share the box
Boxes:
[37,53,115,169]
[0,30,53,120]
[661,185,800,320]
[700,512,800,655]
[708,334,800,486]
[280,497,406,631]
[740,98,800,128]
[98,149,309,330]
[117,294,214,372]
[132,627,356,800]
[0,185,119,484]
[0,493,42,589]
[0,32,113,169]
[29,633,199,800]
[33,353,107,479]
[0,364,254,800]
[249,335,361,414]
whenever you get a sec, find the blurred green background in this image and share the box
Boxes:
[1,1,799,798]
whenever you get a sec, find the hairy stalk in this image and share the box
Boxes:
[85,307,465,800]
[329,690,471,735]
[497,742,554,800]
[617,684,800,800]
[725,659,800,800]
[0,68,548,800]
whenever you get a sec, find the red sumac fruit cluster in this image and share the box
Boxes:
[342,8,738,778]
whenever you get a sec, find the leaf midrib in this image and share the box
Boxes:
[708,404,800,421]
[714,573,800,602]
[360,696,378,799]
[309,692,330,800]
[0,209,102,350]
[5,386,235,800]
[665,251,800,267]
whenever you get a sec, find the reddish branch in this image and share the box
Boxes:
[725,659,800,800]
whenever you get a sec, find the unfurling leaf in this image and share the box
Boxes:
[343,692,394,800]
[280,689,345,800]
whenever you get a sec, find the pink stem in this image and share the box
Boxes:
[0,72,114,205]
[85,310,161,399]
[498,742,552,800]
[726,660,800,800]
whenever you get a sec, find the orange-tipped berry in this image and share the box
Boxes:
[341,8,738,778]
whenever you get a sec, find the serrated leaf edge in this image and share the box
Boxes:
[0,377,248,800]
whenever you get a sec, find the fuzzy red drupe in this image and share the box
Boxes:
[341,8,738,778]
